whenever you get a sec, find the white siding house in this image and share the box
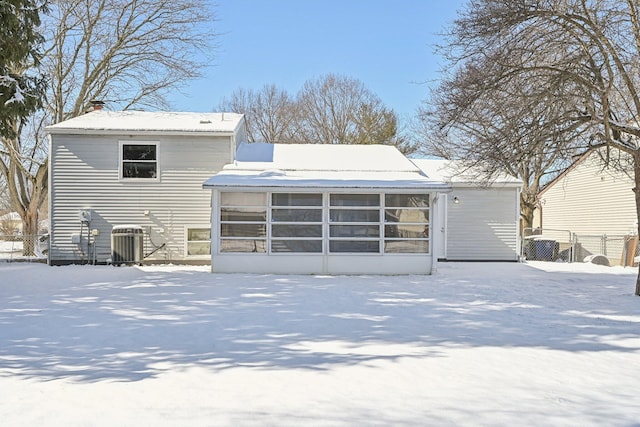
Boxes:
[533,149,637,236]
[204,143,452,274]
[532,148,637,265]
[46,110,246,265]
[413,159,522,262]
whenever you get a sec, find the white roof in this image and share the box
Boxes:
[46,111,244,135]
[412,159,522,187]
[204,143,451,190]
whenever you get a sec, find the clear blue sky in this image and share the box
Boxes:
[170,0,466,120]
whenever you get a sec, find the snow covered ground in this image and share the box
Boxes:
[1,261,639,426]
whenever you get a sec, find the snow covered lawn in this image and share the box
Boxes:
[1,261,639,426]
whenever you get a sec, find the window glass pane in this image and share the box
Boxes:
[385,194,429,207]
[220,192,266,206]
[187,242,211,256]
[123,162,157,178]
[330,194,379,206]
[221,223,266,237]
[330,209,379,223]
[330,225,380,238]
[272,224,322,237]
[272,208,322,222]
[123,144,156,161]
[385,224,429,239]
[272,193,322,206]
[330,240,379,253]
[220,208,266,222]
[188,228,210,241]
[384,240,429,253]
[271,240,323,253]
[384,209,429,223]
[220,239,266,253]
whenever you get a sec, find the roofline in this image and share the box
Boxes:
[46,128,238,137]
[203,182,453,191]
[537,149,593,197]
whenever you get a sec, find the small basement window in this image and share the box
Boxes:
[186,227,211,256]
[120,142,158,180]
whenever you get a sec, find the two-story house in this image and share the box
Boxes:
[46,109,246,265]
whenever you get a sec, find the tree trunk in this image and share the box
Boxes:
[21,207,39,256]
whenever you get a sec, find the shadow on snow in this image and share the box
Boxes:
[0,262,637,383]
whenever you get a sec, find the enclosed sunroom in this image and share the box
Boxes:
[203,143,451,274]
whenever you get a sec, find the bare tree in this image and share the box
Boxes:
[219,84,299,143]
[220,74,414,152]
[419,53,589,228]
[434,0,640,294]
[297,74,413,152]
[1,0,217,255]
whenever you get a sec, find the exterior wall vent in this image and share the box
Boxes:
[111,225,144,265]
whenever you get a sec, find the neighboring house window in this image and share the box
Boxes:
[120,142,158,180]
[186,227,211,256]
[219,192,267,253]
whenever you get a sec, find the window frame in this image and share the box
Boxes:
[185,225,212,258]
[219,192,268,254]
[215,191,431,255]
[119,141,160,182]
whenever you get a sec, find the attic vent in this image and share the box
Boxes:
[200,120,212,124]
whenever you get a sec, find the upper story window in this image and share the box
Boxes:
[120,142,158,180]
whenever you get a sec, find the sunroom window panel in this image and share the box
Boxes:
[220,208,267,222]
[272,193,322,206]
[271,240,323,253]
[384,209,429,223]
[220,239,267,253]
[384,240,429,253]
[221,223,267,238]
[330,194,380,207]
[272,224,322,238]
[330,224,380,238]
[330,209,380,223]
[220,192,266,206]
[385,224,429,239]
[385,194,429,208]
[330,240,380,253]
[272,208,322,222]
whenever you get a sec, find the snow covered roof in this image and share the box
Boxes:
[204,143,451,190]
[46,111,244,136]
[412,159,522,187]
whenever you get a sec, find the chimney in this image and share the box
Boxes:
[90,100,105,111]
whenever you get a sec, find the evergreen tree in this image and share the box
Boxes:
[0,0,47,138]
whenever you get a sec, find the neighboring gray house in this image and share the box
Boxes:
[46,110,246,265]
[412,159,522,262]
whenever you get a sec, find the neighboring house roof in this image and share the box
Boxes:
[412,159,522,187]
[46,110,244,136]
[204,143,452,190]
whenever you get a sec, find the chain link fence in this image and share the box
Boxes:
[522,228,639,266]
[0,234,49,262]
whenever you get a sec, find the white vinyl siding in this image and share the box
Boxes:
[536,151,636,235]
[49,134,233,264]
[446,188,519,261]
